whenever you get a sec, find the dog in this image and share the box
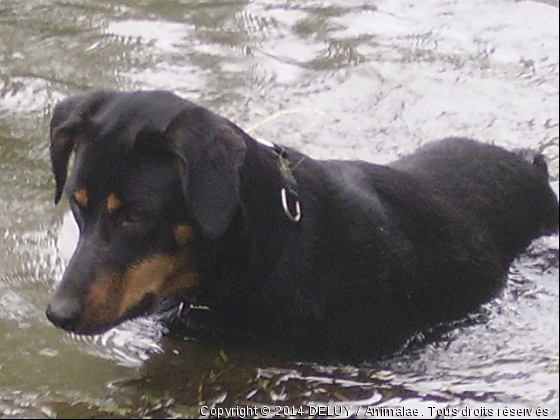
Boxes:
[46,90,559,361]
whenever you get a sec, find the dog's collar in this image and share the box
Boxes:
[255,137,302,223]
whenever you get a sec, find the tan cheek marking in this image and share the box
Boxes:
[119,254,199,317]
[160,269,199,298]
[159,254,199,297]
[107,193,123,214]
[82,270,122,328]
[118,256,170,317]
[79,254,200,327]
[173,224,194,246]
[74,188,89,208]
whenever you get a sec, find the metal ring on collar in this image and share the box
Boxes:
[281,187,302,222]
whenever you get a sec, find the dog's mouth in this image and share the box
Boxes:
[48,253,201,336]
[123,292,159,321]
[66,293,160,336]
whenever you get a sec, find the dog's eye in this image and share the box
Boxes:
[123,211,149,225]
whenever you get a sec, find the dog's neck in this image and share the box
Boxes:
[219,136,303,277]
[251,137,302,223]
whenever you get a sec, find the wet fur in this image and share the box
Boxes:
[46,90,559,361]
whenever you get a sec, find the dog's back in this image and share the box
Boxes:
[262,137,559,359]
[390,137,559,266]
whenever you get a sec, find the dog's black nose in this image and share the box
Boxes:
[46,297,82,332]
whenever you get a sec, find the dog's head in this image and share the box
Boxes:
[46,90,247,334]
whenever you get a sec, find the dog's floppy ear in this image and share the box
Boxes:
[165,106,247,240]
[49,92,111,204]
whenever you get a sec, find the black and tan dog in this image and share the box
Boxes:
[46,90,559,361]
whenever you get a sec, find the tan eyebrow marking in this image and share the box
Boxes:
[73,188,89,208]
[106,193,123,214]
[173,224,194,246]
[54,132,71,150]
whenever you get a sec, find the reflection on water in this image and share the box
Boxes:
[1,0,558,418]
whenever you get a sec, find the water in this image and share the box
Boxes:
[1,0,558,418]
